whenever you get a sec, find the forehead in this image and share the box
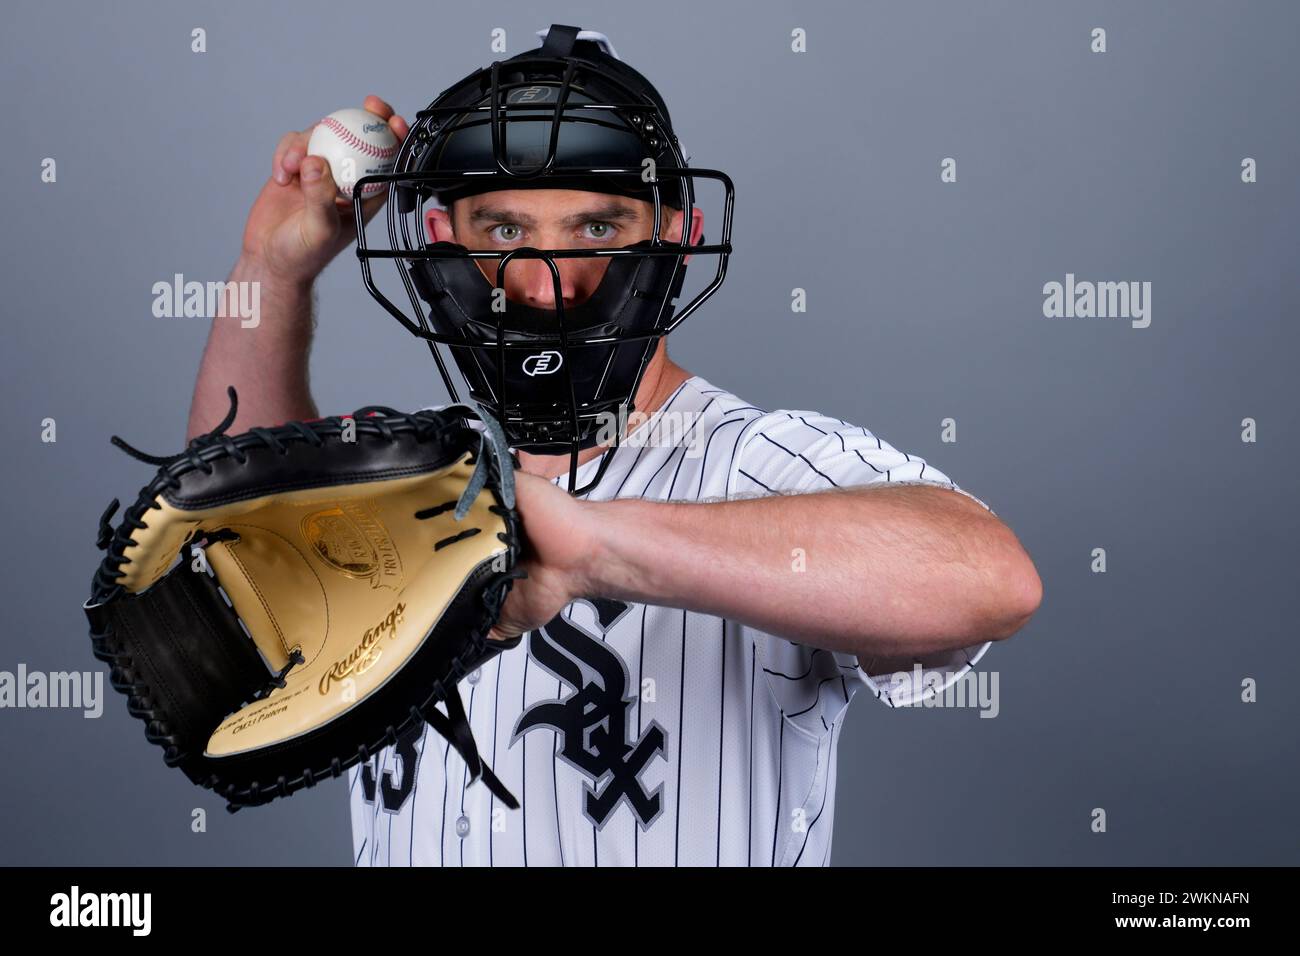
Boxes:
[455,189,650,220]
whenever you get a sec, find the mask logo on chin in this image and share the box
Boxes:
[522,351,563,376]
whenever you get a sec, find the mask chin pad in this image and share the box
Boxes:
[404,240,689,450]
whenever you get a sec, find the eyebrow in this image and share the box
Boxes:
[465,203,644,229]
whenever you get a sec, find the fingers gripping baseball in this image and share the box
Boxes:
[244,99,406,285]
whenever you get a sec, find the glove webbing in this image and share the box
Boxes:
[86,558,273,767]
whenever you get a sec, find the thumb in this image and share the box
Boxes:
[297,156,342,245]
[488,590,522,642]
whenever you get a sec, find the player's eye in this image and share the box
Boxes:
[582,221,616,240]
[489,224,523,243]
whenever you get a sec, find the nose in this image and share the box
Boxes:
[502,255,579,309]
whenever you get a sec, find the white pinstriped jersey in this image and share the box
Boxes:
[349,375,990,866]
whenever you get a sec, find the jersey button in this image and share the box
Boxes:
[455,815,471,838]
[467,668,481,685]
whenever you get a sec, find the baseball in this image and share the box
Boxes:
[306,107,400,200]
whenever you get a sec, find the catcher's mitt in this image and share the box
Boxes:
[84,389,523,811]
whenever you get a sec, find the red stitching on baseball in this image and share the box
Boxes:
[318,116,399,159]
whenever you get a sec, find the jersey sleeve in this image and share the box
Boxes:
[726,410,993,718]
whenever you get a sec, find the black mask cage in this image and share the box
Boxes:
[353,24,734,495]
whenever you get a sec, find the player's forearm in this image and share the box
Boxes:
[582,485,1040,657]
[187,255,320,440]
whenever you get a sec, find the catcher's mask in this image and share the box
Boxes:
[354,24,734,495]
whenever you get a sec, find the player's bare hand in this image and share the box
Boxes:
[243,95,410,285]
[489,472,599,642]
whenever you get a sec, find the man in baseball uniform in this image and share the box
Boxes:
[188,26,1041,866]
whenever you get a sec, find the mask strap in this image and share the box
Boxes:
[539,23,581,57]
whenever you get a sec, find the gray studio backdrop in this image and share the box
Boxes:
[1,0,1295,866]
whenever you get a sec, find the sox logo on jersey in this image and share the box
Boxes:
[514,599,668,829]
